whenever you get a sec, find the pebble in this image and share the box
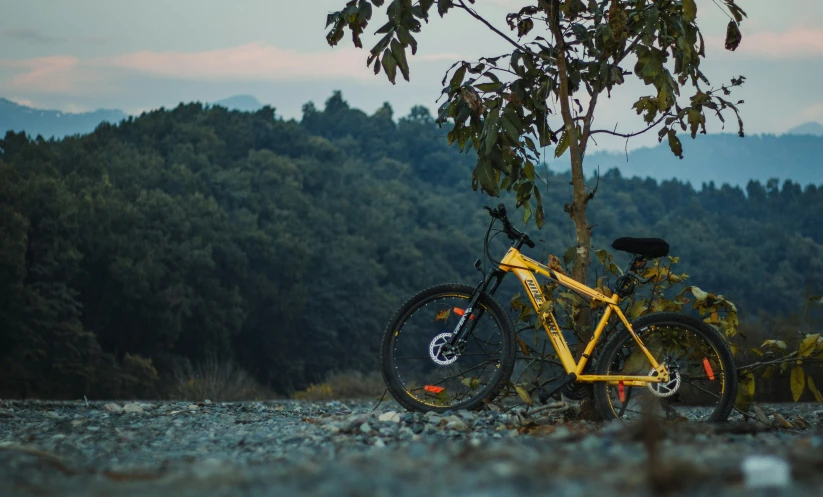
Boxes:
[103,403,123,414]
[123,403,143,414]
[378,411,401,423]
[0,399,820,497]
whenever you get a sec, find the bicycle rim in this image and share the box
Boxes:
[600,321,731,422]
[388,292,507,410]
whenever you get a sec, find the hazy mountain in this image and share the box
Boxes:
[213,95,264,112]
[584,133,823,187]
[0,98,127,139]
[0,95,267,139]
[787,122,823,136]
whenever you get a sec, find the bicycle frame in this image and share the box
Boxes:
[497,247,669,386]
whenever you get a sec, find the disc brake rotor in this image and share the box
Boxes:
[429,332,459,366]
[647,367,681,397]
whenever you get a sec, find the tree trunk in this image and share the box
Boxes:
[548,3,593,343]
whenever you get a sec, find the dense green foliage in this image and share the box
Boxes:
[0,92,820,398]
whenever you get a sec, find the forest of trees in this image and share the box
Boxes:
[1,91,821,399]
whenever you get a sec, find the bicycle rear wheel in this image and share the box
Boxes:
[593,312,737,422]
[380,283,515,412]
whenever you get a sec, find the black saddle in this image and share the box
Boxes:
[611,237,669,258]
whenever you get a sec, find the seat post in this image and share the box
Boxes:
[626,254,648,274]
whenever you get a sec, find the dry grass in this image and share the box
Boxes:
[292,370,385,401]
[169,357,273,402]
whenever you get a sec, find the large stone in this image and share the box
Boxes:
[378,411,401,423]
[103,403,123,414]
[123,403,144,414]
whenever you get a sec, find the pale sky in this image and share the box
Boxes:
[1,0,822,151]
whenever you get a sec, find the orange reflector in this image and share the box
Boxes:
[452,308,475,320]
[618,381,626,403]
[424,385,445,394]
[703,358,716,381]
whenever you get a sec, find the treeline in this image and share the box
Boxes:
[0,92,820,398]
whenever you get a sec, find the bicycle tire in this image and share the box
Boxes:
[593,312,737,422]
[380,283,515,412]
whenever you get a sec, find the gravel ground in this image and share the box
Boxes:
[1,399,823,497]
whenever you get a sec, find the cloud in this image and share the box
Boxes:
[0,56,81,92]
[103,42,374,81]
[3,28,66,44]
[0,42,460,94]
[800,102,823,121]
[707,26,823,58]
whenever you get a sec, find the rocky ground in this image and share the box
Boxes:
[1,399,823,497]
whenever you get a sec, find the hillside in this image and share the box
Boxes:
[1,92,821,398]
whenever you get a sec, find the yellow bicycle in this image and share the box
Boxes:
[380,204,737,421]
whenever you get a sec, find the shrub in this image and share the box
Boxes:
[293,370,385,401]
[169,357,273,402]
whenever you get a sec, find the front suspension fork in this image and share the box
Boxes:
[449,270,505,347]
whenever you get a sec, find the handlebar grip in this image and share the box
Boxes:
[497,204,506,217]
[524,238,536,249]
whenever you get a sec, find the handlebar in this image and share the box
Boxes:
[484,204,535,249]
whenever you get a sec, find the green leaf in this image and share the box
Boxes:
[725,21,742,51]
[476,82,504,92]
[461,377,480,390]
[554,130,570,158]
[437,0,452,17]
[450,64,467,90]
[381,48,398,84]
[628,300,647,320]
[390,39,410,81]
[396,26,418,55]
[761,339,787,350]
[533,186,545,228]
[735,371,755,411]
[484,105,501,154]
[683,0,697,23]
[501,115,520,144]
[798,334,820,358]
[515,385,532,405]
[595,249,608,265]
[563,246,576,267]
[372,0,385,6]
[473,159,499,195]
[689,286,708,304]
[667,129,683,159]
[808,375,823,403]
[791,366,805,402]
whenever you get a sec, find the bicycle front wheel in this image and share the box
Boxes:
[380,283,515,412]
[593,312,737,422]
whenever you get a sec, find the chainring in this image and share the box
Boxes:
[561,360,595,400]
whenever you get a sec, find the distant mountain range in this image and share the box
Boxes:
[1,96,820,186]
[0,95,264,139]
[0,98,128,139]
[788,121,823,136]
[585,132,823,187]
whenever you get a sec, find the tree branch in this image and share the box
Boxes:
[455,0,529,54]
[590,113,670,139]
[454,0,553,63]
